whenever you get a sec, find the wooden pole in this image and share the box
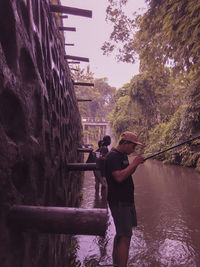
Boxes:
[65,55,89,62]
[7,205,107,236]
[49,5,92,18]
[61,15,68,19]
[73,82,94,86]
[77,99,92,102]
[77,148,93,153]
[58,27,76,32]
[66,163,97,171]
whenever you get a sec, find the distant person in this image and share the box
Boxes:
[94,135,111,199]
[105,131,144,267]
[87,135,111,199]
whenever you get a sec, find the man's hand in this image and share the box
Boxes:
[131,155,145,167]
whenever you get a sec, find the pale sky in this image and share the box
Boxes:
[60,0,147,88]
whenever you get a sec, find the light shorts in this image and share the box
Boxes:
[109,202,137,237]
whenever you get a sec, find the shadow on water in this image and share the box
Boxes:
[74,159,200,267]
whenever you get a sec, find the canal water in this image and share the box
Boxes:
[75,159,200,267]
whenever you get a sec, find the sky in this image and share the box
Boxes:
[60,0,147,89]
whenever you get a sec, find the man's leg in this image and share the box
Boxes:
[95,179,99,193]
[94,171,100,193]
[113,235,131,267]
[112,235,119,266]
[117,236,131,267]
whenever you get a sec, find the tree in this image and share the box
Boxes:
[71,66,116,119]
[103,0,200,75]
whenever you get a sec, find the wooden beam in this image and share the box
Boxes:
[77,148,93,153]
[66,163,97,171]
[50,4,92,18]
[58,26,76,32]
[77,99,92,102]
[7,205,107,236]
[65,55,89,62]
[73,82,94,86]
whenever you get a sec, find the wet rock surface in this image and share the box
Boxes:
[0,0,83,266]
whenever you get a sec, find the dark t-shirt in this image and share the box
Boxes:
[105,148,134,203]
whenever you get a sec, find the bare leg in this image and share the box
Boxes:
[112,235,119,266]
[101,185,108,200]
[95,180,99,193]
[113,235,131,267]
[117,236,131,267]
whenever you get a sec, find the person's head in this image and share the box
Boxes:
[118,131,143,155]
[102,135,111,146]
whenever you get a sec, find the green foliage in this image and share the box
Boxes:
[144,122,168,155]
[144,104,189,160]
[72,66,116,119]
[104,0,200,169]
[104,0,200,75]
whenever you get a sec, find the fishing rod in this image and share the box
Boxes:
[144,134,200,161]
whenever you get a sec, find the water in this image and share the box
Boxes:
[75,159,200,266]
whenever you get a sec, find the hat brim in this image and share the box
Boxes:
[133,141,143,146]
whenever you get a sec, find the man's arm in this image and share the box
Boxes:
[112,155,144,183]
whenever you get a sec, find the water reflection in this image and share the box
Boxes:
[75,160,200,266]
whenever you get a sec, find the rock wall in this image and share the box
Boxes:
[0,0,84,266]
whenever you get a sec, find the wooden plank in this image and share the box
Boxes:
[65,55,89,62]
[73,82,94,86]
[50,4,92,18]
[58,26,76,32]
[7,205,107,236]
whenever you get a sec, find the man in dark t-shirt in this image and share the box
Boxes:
[94,135,111,199]
[105,131,144,267]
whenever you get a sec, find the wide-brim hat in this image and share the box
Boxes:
[121,131,143,145]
